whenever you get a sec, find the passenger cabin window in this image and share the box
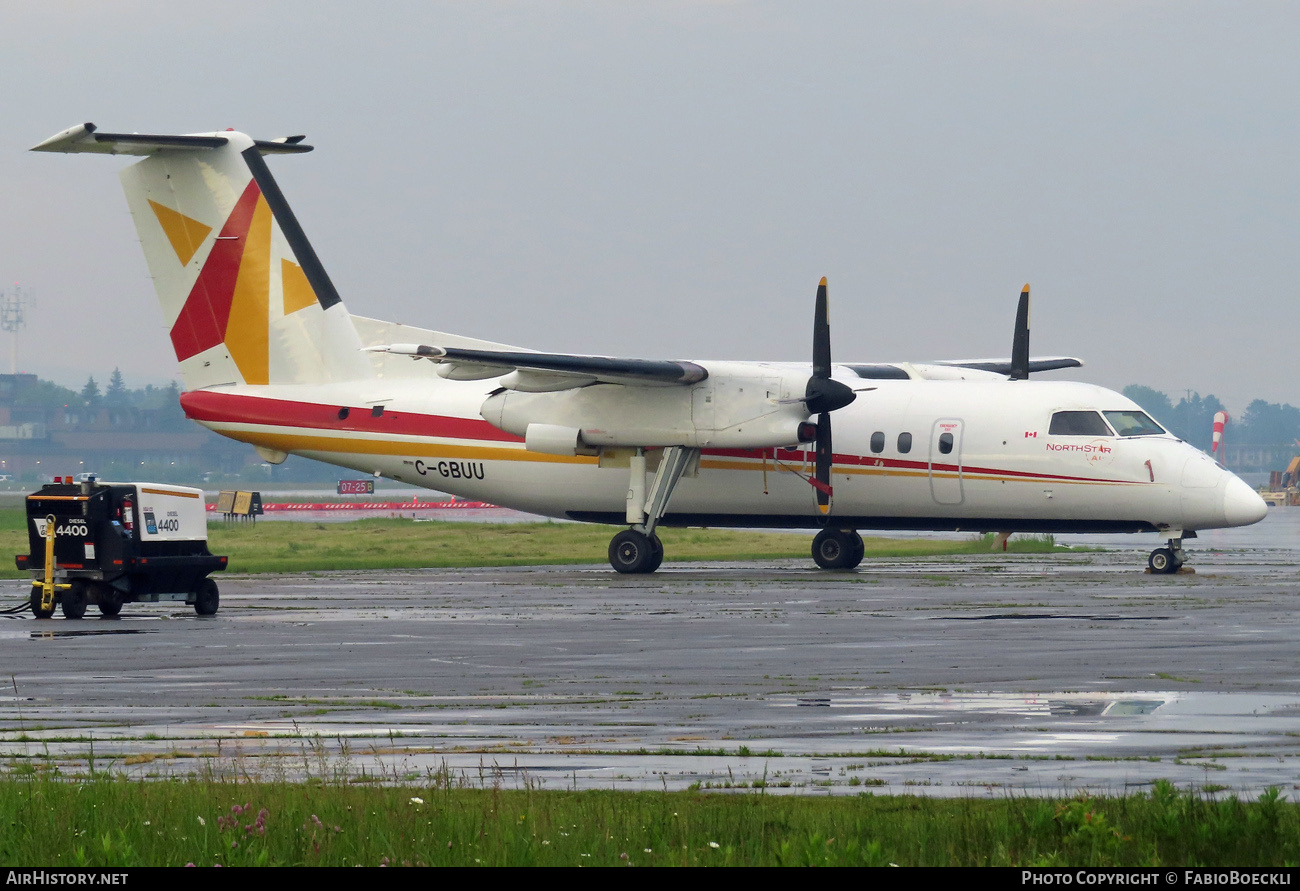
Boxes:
[1104,411,1165,437]
[1049,410,1112,436]
[938,432,954,454]
[897,432,913,454]
[870,432,885,453]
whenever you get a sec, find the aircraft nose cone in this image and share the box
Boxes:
[1223,475,1268,527]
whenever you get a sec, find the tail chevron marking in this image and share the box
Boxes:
[241,146,343,310]
[167,179,271,383]
[147,200,212,266]
[282,259,317,315]
[226,190,273,385]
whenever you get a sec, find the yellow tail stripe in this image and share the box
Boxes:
[226,196,273,385]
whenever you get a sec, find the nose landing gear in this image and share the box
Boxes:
[1148,534,1189,574]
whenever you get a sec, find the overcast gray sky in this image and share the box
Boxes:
[2,1,1296,415]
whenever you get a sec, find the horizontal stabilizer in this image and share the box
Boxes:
[367,344,709,389]
[31,123,312,156]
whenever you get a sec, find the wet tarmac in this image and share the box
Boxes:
[1,511,1299,797]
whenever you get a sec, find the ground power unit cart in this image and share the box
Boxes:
[16,479,228,618]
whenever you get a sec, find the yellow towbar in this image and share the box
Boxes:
[35,513,70,618]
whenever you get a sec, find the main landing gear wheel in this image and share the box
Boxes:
[609,529,663,574]
[95,583,123,617]
[29,585,53,619]
[1148,547,1184,575]
[60,580,88,620]
[194,578,220,616]
[847,532,866,567]
[647,534,665,573]
[812,529,865,570]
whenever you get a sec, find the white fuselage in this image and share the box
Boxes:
[179,369,1266,537]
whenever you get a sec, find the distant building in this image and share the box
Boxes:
[0,373,250,480]
[1220,443,1298,474]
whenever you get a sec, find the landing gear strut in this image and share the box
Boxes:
[812,528,865,570]
[1148,535,1188,574]
[608,446,697,574]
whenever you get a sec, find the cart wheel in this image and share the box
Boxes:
[194,578,219,616]
[94,583,123,617]
[29,586,53,619]
[61,580,88,620]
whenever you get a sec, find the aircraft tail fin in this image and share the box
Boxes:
[33,123,372,390]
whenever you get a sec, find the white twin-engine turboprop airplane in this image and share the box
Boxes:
[33,123,1268,574]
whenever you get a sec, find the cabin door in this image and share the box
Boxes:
[928,419,965,505]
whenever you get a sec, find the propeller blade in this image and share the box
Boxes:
[813,277,831,379]
[814,412,833,512]
[807,277,845,512]
[805,277,857,414]
[1009,283,1030,381]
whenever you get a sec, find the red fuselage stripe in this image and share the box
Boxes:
[179,390,523,443]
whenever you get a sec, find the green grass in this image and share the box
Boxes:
[0,775,1295,867]
[0,506,1073,578]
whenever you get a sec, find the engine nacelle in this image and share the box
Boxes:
[524,423,599,457]
[483,363,817,450]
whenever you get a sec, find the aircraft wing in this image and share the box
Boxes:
[366,344,708,391]
[931,357,1083,375]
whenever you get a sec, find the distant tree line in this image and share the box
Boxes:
[15,369,190,431]
[10,370,344,485]
[79,369,183,416]
[1123,385,1300,451]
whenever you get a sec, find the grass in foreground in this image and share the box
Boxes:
[0,505,1070,578]
[0,775,1295,867]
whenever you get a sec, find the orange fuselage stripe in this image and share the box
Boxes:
[209,422,1135,486]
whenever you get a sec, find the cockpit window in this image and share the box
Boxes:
[1049,410,1113,436]
[1104,410,1165,437]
